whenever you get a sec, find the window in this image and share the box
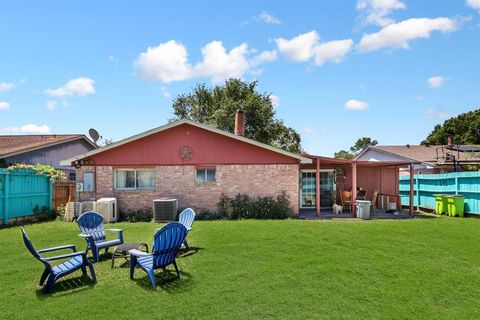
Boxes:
[196,168,216,182]
[83,172,94,192]
[114,169,155,189]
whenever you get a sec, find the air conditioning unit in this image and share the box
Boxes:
[80,201,96,213]
[65,202,81,222]
[153,198,177,222]
[95,198,118,223]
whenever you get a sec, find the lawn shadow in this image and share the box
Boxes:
[177,246,204,258]
[132,269,193,293]
[35,275,96,299]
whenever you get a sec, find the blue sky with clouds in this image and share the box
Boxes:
[0,0,479,156]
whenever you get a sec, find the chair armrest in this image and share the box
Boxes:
[42,251,85,261]
[78,233,93,238]
[105,228,123,233]
[38,244,77,253]
[185,227,192,231]
[128,249,151,257]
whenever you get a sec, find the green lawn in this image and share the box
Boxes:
[1,217,480,319]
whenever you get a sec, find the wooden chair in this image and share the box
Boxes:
[129,222,187,289]
[77,211,124,262]
[21,227,96,293]
[340,190,353,212]
[371,191,379,213]
[178,208,196,251]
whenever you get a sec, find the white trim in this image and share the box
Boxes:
[60,119,312,165]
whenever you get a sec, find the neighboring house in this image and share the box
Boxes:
[355,143,480,174]
[62,111,414,216]
[0,135,97,180]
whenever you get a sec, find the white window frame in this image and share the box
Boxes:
[114,168,155,190]
[83,172,95,192]
[195,168,216,183]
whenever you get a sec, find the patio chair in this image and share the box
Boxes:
[340,190,353,212]
[21,227,96,293]
[178,208,196,250]
[77,211,124,262]
[129,222,187,289]
[371,191,379,214]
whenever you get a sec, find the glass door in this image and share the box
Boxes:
[320,170,336,207]
[300,171,316,208]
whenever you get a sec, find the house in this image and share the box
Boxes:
[62,111,416,217]
[0,134,97,180]
[355,142,480,174]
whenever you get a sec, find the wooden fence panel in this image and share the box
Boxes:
[52,181,76,209]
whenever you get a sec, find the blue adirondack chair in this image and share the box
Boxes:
[178,208,196,250]
[21,227,97,293]
[77,211,124,262]
[129,222,187,289]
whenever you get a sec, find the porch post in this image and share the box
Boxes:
[316,159,320,216]
[409,163,414,216]
[351,162,357,217]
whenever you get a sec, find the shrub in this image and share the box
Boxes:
[196,210,227,221]
[125,207,152,222]
[52,204,66,221]
[217,191,292,220]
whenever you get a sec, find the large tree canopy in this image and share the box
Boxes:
[334,137,378,159]
[423,109,480,145]
[171,79,302,153]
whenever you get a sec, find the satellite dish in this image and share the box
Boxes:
[88,128,101,143]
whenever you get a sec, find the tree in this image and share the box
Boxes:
[171,79,302,153]
[350,137,378,153]
[423,109,480,145]
[334,150,355,160]
[334,137,378,159]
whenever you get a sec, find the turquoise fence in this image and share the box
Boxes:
[399,171,480,215]
[0,169,52,224]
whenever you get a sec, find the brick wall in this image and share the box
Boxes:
[77,164,299,215]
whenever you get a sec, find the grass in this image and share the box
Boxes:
[1,217,480,319]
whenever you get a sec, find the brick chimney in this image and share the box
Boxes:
[447,131,454,146]
[234,109,245,136]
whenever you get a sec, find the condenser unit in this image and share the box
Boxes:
[95,198,118,223]
[153,198,177,222]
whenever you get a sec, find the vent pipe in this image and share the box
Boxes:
[447,131,455,146]
[234,109,245,136]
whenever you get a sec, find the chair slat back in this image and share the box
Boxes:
[341,190,352,202]
[21,228,50,268]
[77,211,106,242]
[152,222,187,268]
[178,208,196,230]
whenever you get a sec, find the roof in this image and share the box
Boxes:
[0,135,96,159]
[60,119,312,165]
[355,145,480,164]
[306,154,419,167]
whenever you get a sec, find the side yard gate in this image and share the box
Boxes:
[399,171,480,215]
[0,169,52,225]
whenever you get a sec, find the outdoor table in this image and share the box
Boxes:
[111,242,149,268]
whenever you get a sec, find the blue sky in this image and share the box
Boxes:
[0,0,479,156]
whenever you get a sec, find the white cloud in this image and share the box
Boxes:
[269,94,280,108]
[275,31,353,66]
[1,124,51,134]
[313,39,354,66]
[254,11,282,24]
[160,86,171,99]
[356,0,406,27]
[0,82,15,92]
[428,76,448,88]
[45,101,58,110]
[275,31,319,62]
[467,0,480,12]
[135,40,276,84]
[0,102,10,110]
[45,77,95,98]
[358,17,459,52]
[135,40,191,83]
[345,99,369,110]
[427,107,449,119]
[303,128,315,133]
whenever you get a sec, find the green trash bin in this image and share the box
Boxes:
[446,195,465,217]
[433,194,447,215]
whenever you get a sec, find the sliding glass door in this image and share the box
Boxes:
[300,170,336,208]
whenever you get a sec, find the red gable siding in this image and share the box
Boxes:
[88,124,299,165]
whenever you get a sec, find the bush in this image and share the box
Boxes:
[196,210,228,221]
[125,207,152,222]
[32,205,54,222]
[217,191,292,220]
[52,204,66,221]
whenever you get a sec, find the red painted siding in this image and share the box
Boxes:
[88,124,299,165]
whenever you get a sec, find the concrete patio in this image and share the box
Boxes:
[299,208,412,220]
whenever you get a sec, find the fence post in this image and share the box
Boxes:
[48,179,53,211]
[3,173,9,225]
[415,176,420,208]
[455,177,459,195]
